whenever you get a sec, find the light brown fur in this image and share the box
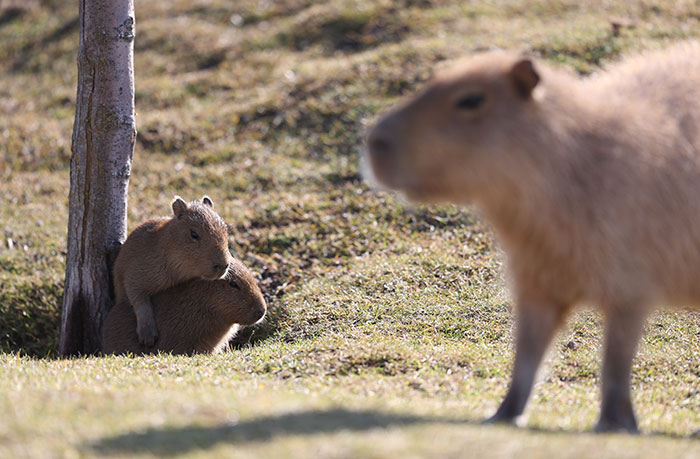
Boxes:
[112,196,231,347]
[366,42,700,432]
[103,258,266,355]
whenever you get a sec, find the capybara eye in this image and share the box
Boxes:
[228,280,241,290]
[455,93,485,110]
[190,230,200,240]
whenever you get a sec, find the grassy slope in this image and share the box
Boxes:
[0,0,699,456]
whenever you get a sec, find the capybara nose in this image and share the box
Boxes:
[250,299,267,324]
[368,132,393,159]
[212,262,229,277]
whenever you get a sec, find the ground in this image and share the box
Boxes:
[0,0,699,457]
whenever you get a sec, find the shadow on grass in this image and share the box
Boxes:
[0,276,281,358]
[88,408,698,455]
[10,16,79,73]
[522,424,699,441]
[0,281,62,358]
[0,7,24,27]
[88,408,700,456]
[90,408,468,455]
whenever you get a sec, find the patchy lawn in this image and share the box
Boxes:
[0,0,698,456]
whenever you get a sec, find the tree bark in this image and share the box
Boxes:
[60,0,136,356]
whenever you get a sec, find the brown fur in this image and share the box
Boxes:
[103,258,266,355]
[366,42,700,432]
[112,196,231,346]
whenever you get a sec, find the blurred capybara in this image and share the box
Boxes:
[112,196,231,347]
[366,42,700,432]
[103,258,266,355]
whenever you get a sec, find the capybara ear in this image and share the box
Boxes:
[510,58,540,99]
[172,196,188,218]
[202,196,214,208]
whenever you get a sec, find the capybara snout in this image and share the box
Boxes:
[367,52,542,204]
[366,115,406,189]
[220,260,267,326]
[243,296,267,326]
[211,259,230,280]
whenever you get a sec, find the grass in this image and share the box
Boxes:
[1,0,699,456]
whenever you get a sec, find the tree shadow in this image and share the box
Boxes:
[10,16,79,72]
[0,7,25,27]
[0,281,62,358]
[89,408,469,456]
[88,408,699,456]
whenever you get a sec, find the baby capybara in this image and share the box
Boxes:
[112,196,231,346]
[103,258,266,355]
[366,42,700,432]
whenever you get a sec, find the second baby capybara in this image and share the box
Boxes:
[102,258,266,355]
[366,42,700,432]
[112,196,231,346]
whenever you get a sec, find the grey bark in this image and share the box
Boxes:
[60,0,136,356]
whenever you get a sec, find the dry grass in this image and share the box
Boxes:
[0,0,699,456]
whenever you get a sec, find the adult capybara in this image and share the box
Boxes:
[103,258,266,355]
[366,42,700,432]
[112,196,231,346]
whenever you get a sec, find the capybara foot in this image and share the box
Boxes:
[595,395,638,434]
[484,412,517,426]
[484,400,520,426]
[594,410,638,434]
[137,322,158,347]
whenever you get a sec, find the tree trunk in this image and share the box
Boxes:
[60,0,136,356]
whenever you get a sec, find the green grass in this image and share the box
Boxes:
[1,348,699,457]
[1,0,699,456]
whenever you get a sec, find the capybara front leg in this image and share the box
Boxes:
[595,306,647,433]
[127,289,159,347]
[487,301,567,424]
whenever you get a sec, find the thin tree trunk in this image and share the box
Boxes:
[60,0,136,356]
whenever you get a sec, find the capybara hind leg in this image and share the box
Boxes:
[487,301,568,424]
[128,290,159,347]
[595,306,647,433]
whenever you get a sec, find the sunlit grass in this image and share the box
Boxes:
[0,0,698,456]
